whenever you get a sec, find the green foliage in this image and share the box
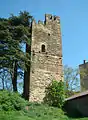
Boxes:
[0,103,69,120]
[9,11,33,26]
[0,11,32,92]
[0,13,31,70]
[0,90,28,111]
[0,101,87,120]
[0,111,33,120]
[44,80,65,108]
[24,102,69,120]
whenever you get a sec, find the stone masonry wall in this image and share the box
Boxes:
[79,62,88,91]
[29,14,63,102]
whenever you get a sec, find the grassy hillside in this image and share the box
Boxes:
[0,90,88,120]
[0,103,88,120]
[0,103,69,120]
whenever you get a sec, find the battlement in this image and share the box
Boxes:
[38,20,43,24]
[32,19,44,26]
[32,14,60,26]
[45,14,60,23]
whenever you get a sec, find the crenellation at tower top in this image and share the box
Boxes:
[45,14,60,22]
[32,14,60,26]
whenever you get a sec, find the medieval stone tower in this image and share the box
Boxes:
[29,14,63,102]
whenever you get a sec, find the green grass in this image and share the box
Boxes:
[0,102,88,120]
[0,103,69,120]
[75,118,88,120]
[0,111,33,120]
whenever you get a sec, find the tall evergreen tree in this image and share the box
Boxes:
[9,11,33,97]
[0,11,33,94]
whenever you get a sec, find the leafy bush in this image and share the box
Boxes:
[0,90,28,111]
[44,80,65,108]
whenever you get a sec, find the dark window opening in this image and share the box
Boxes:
[54,17,56,20]
[48,33,50,36]
[41,44,45,52]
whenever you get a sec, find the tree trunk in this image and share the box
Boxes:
[12,60,18,92]
[2,74,4,90]
[1,69,5,90]
[2,77,4,90]
[23,43,31,100]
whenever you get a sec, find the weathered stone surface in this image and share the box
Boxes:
[79,61,88,91]
[29,14,63,102]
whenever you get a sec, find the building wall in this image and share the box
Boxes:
[64,95,88,117]
[79,61,88,91]
[29,14,63,102]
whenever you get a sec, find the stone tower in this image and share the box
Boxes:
[29,14,63,102]
[79,60,88,91]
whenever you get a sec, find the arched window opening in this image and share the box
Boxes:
[41,44,45,52]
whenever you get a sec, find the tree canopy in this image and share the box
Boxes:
[0,11,33,94]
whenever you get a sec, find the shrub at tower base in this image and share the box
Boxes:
[44,80,65,108]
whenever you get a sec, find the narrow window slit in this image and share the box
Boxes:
[41,44,45,52]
